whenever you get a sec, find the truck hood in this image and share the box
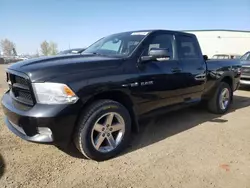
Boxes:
[240,60,250,66]
[7,54,123,82]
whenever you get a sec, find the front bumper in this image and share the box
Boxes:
[5,117,53,142]
[1,91,82,145]
[240,75,250,85]
[240,79,250,85]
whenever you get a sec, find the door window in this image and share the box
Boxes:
[177,36,200,59]
[143,34,174,60]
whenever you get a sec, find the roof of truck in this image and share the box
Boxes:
[116,29,192,35]
[182,29,250,33]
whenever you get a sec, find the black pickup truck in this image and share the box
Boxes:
[2,30,241,161]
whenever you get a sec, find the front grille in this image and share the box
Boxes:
[15,75,28,85]
[7,72,35,106]
[241,67,250,76]
[241,77,250,81]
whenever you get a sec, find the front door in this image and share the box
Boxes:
[135,33,184,114]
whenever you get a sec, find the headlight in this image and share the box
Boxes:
[32,83,79,104]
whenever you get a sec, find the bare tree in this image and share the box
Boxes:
[40,41,50,56]
[49,42,58,55]
[40,41,58,56]
[0,39,15,56]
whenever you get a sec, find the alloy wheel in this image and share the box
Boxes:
[91,112,125,153]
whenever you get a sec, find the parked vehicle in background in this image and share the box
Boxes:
[15,56,29,61]
[212,54,241,59]
[239,51,250,86]
[2,30,241,161]
[58,48,86,55]
[1,55,31,64]
[0,58,4,64]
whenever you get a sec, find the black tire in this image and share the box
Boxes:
[207,82,232,114]
[74,100,131,161]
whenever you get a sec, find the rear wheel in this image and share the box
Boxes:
[207,82,232,114]
[74,100,131,161]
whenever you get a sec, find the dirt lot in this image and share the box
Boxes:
[0,64,250,188]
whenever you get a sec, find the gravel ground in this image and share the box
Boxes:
[0,65,250,188]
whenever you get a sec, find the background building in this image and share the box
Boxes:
[184,30,250,58]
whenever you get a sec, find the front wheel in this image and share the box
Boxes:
[207,82,232,114]
[74,100,131,161]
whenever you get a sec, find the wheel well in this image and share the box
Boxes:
[221,76,233,89]
[82,91,139,133]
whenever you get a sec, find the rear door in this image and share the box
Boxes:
[175,34,207,101]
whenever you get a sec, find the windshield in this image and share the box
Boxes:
[83,31,149,57]
[241,52,250,61]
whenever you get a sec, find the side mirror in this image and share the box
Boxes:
[203,55,208,61]
[141,48,170,63]
[149,48,170,59]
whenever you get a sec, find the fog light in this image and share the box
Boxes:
[37,127,52,136]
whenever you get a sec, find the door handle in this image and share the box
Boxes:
[171,67,181,73]
[195,73,206,81]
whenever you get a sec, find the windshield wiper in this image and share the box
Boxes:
[82,52,110,57]
[92,52,106,56]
